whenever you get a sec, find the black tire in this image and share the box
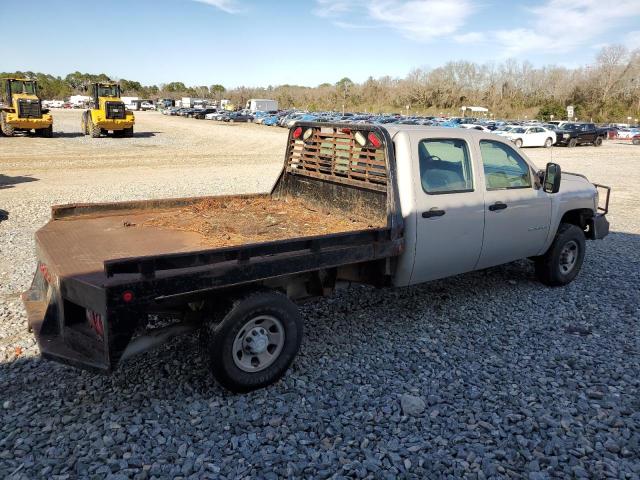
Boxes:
[1,111,15,136]
[544,137,553,148]
[81,111,88,135]
[123,127,134,138]
[39,125,53,138]
[200,290,303,393]
[89,116,101,138]
[535,223,586,287]
[514,138,523,148]
[594,136,603,147]
[567,138,577,148]
[633,138,640,146]
[112,129,124,138]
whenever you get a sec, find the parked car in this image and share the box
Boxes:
[616,128,640,140]
[223,112,254,123]
[140,101,155,111]
[503,126,557,148]
[262,115,280,126]
[555,123,607,147]
[193,108,218,119]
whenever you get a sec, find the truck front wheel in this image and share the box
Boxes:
[567,138,578,148]
[535,223,586,286]
[200,290,303,392]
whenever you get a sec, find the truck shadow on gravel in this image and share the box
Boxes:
[2,231,636,400]
[0,174,38,190]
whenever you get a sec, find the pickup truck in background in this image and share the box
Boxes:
[23,123,611,392]
[554,122,608,147]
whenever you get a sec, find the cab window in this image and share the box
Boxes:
[418,139,473,194]
[480,140,531,190]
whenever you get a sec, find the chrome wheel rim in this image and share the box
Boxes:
[559,240,579,274]
[232,315,285,372]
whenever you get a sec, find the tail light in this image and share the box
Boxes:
[368,132,382,148]
[292,127,302,139]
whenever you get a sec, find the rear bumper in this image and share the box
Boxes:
[22,264,111,373]
[94,118,134,130]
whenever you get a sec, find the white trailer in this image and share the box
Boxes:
[121,96,139,109]
[246,99,278,113]
[69,95,91,107]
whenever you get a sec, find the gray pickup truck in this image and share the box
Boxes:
[23,123,610,392]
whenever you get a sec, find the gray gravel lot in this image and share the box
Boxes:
[1,111,639,479]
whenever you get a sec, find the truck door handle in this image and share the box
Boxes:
[489,202,508,211]
[422,208,446,218]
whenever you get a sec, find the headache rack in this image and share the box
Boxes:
[285,123,388,193]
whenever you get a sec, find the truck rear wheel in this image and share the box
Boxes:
[200,290,303,392]
[89,117,101,138]
[535,223,585,286]
[123,127,134,138]
[1,112,15,137]
[594,136,603,147]
[39,125,53,138]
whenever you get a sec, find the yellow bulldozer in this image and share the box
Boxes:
[81,82,135,138]
[0,78,53,137]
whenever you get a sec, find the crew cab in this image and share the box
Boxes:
[555,122,607,147]
[23,123,610,392]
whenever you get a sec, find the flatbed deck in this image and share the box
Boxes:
[37,193,386,284]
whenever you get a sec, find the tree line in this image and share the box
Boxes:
[3,45,639,122]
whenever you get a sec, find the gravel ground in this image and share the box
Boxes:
[1,111,639,479]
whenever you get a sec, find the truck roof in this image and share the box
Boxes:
[381,124,497,140]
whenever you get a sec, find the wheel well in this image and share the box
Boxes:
[560,208,594,234]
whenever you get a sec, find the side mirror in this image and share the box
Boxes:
[543,162,561,194]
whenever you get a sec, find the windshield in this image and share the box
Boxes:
[10,81,37,95]
[97,84,119,97]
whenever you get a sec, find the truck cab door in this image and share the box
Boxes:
[476,139,551,269]
[410,137,485,284]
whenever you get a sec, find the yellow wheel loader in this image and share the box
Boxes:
[0,78,53,137]
[81,82,135,138]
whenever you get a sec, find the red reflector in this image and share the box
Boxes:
[341,128,351,134]
[122,291,134,303]
[292,127,302,139]
[368,132,382,148]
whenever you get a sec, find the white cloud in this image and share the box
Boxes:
[314,0,477,41]
[454,32,486,44]
[489,0,640,57]
[192,0,245,14]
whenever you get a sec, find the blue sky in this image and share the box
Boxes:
[2,0,639,88]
